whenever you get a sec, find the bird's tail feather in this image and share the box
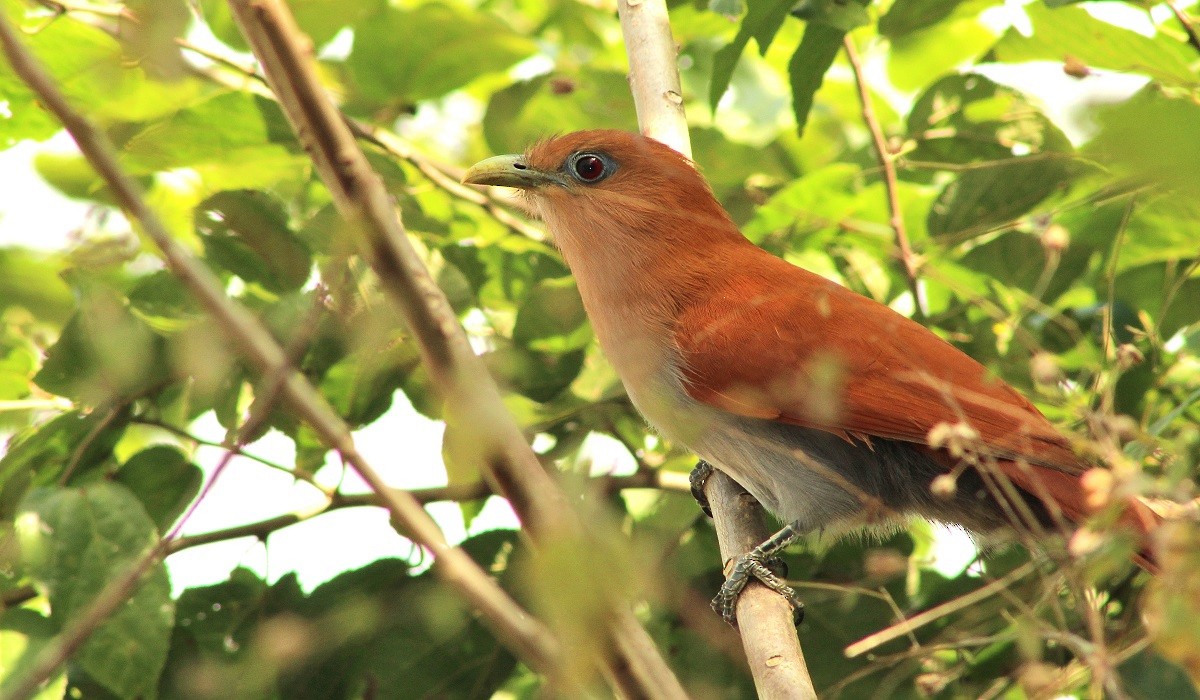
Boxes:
[998,461,1161,572]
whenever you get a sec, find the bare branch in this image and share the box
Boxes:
[170,470,690,553]
[224,1,686,696]
[843,35,926,318]
[0,6,561,686]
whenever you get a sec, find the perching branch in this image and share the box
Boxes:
[224,1,686,697]
[617,2,816,697]
[843,35,926,318]
[0,6,562,688]
[707,473,818,698]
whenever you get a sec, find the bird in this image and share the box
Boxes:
[462,129,1161,623]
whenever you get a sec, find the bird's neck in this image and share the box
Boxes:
[542,203,749,388]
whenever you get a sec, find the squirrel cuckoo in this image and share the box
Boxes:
[463,129,1159,623]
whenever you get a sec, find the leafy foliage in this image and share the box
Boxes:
[0,0,1198,696]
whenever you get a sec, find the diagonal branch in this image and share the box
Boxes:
[223,1,686,697]
[0,6,562,688]
[843,35,926,318]
[617,1,816,696]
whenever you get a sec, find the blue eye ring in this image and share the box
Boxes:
[567,152,614,183]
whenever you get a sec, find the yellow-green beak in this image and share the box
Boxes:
[462,154,566,189]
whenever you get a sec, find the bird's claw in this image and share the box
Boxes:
[712,552,805,626]
[689,460,714,518]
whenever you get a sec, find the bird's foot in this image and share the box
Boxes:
[689,460,714,518]
[712,520,806,626]
[712,551,805,626]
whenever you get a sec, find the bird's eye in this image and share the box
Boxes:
[568,153,611,183]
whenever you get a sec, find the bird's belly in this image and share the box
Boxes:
[622,359,959,532]
[594,317,954,533]
[616,354,879,531]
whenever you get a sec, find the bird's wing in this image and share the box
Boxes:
[673,255,1085,475]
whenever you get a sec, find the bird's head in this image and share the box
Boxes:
[462,130,738,258]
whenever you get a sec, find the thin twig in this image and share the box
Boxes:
[131,416,327,490]
[57,404,123,485]
[224,1,683,696]
[843,35,925,317]
[1165,0,1200,54]
[0,6,562,686]
[844,561,1037,658]
[170,470,688,553]
[1094,199,1136,410]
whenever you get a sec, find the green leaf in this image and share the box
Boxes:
[788,23,843,136]
[347,3,536,106]
[0,328,37,402]
[282,549,517,698]
[16,483,174,698]
[512,277,591,353]
[483,72,639,155]
[119,0,190,80]
[785,0,868,135]
[0,608,65,698]
[33,152,117,205]
[1085,89,1200,197]
[0,249,74,324]
[927,156,1081,239]
[0,410,128,514]
[113,446,202,532]
[197,0,381,56]
[905,73,1073,166]
[195,190,313,293]
[128,270,204,332]
[121,92,304,189]
[195,0,249,51]
[709,0,795,112]
[957,230,1089,302]
[485,341,585,403]
[1119,648,1199,700]
[885,3,996,92]
[34,296,170,406]
[1114,264,1200,341]
[0,10,200,145]
[168,567,266,658]
[743,163,862,242]
[878,0,968,38]
[990,5,1197,86]
[320,343,420,427]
